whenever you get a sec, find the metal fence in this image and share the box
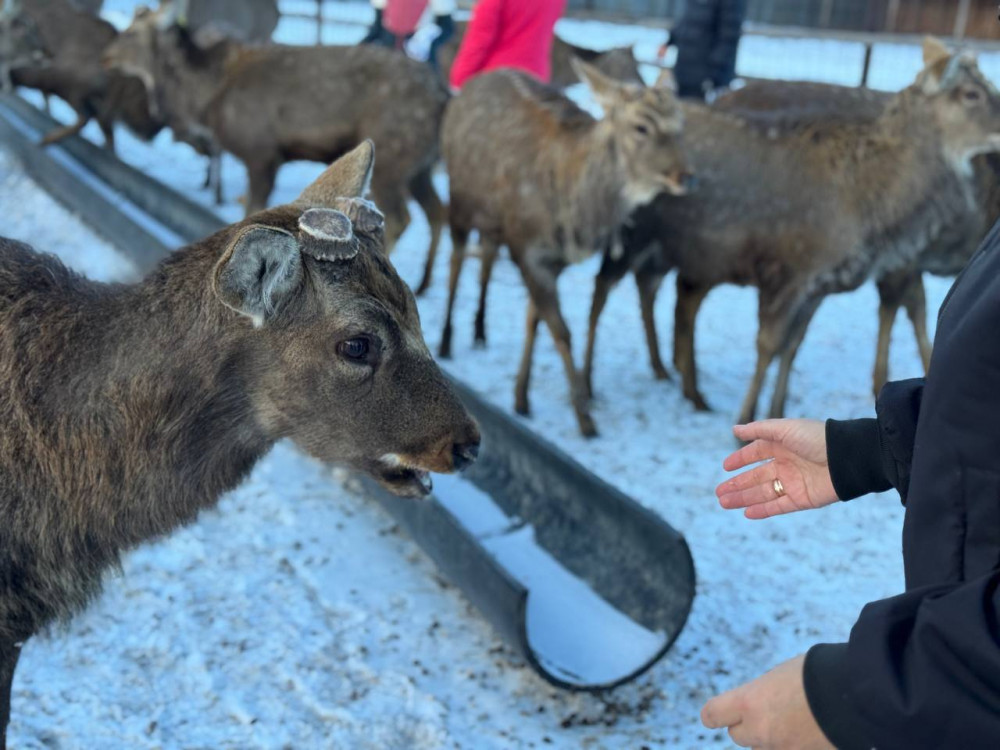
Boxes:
[566,0,996,39]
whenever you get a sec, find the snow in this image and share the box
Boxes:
[1,3,984,748]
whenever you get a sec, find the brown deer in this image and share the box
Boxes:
[0,142,480,750]
[440,63,689,436]
[0,0,47,92]
[582,40,1000,425]
[437,21,642,89]
[7,0,162,151]
[104,4,448,287]
[714,78,1000,396]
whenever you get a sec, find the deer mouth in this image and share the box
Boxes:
[373,455,434,498]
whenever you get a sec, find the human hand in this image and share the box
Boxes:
[701,654,834,749]
[716,420,838,519]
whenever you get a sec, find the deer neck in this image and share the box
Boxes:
[838,92,977,270]
[551,122,632,261]
[155,31,232,133]
[72,238,272,550]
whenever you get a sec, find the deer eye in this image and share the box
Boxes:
[634,124,650,136]
[964,88,983,102]
[337,337,370,362]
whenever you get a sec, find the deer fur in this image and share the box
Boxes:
[0,0,47,92]
[0,143,480,748]
[715,78,1000,396]
[440,63,689,436]
[104,5,448,281]
[7,0,162,151]
[583,40,1000,425]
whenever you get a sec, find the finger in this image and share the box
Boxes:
[717,481,784,511]
[744,496,801,520]
[728,722,755,748]
[716,462,779,497]
[732,420,790,445]
[701,691,743,729]
[722,439,784,472]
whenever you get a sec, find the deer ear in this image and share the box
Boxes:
[573,57,633,110]
[655,67,678,92]
[214,225,302,327]
[297,140,375,207]
[922,36,950,67]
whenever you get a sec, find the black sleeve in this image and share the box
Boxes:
[803,571,1000,750]
[824,378,924,502]
[874,377,923,502]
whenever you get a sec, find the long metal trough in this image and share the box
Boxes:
[0,92,695,690]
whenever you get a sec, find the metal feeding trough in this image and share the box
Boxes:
[370,381,694,689]
[0,93,696,690]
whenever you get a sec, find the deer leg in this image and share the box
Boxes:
[207,150,224,205]
[410,168,446,296]
[674,276,712,412]
[637,270,669,382]
[738,291,798,426]
[98,116,116,153]
[582,249,631,400]
[873,280,902,399]
[901,273,933,373]
[514,297,541,417]
[38,111,89,146]
[244,158,279,217]
[473,237,499,348]
[520,257,598,437]
[439,224,469,359]
[0,639,23,750]
[370,182,410,254]
[768,295,823,419]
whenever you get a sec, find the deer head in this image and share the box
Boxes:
[915,37,1000,170]
[213,141,480,497]
[574,58,692,206]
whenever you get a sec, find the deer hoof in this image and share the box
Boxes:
[578,414,599,438]
[653,365,673,381]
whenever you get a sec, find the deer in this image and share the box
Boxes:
[437,21,643,89]
[104,3,448,290]
[440,62,690,436]
[0,142,481,750]
[0,0,47,93]
[713,78,1000,396]
[6,0,163,151]
[581,39,1000,426]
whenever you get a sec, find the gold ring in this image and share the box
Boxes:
[773,478,785,497]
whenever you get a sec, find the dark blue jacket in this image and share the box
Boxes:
[810,219,1000,748]
[669,0,746,97]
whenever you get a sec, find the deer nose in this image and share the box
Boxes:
[451,439,480,471]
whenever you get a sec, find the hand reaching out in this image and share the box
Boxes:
[716,420,839,519]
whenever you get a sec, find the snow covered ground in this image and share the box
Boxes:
[0,3,979,748]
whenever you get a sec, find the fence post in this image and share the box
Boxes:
[953,0,971,40]
[860,42,873,87]
[316,0,323,45]
[885,0,900,33]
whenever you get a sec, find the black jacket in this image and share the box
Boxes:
[669,0,746,97]
[807,219,1000,749]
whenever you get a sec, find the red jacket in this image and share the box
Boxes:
[449,0,566,90]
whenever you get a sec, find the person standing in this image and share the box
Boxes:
[702,219,1000,746]
[362,0,455,69]
[659,0,747,100]
[448,0,566,91]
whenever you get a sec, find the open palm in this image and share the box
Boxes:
[716,420,838,519]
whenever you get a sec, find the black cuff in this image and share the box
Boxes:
[804,643,873,750]
[826,419,892,500]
